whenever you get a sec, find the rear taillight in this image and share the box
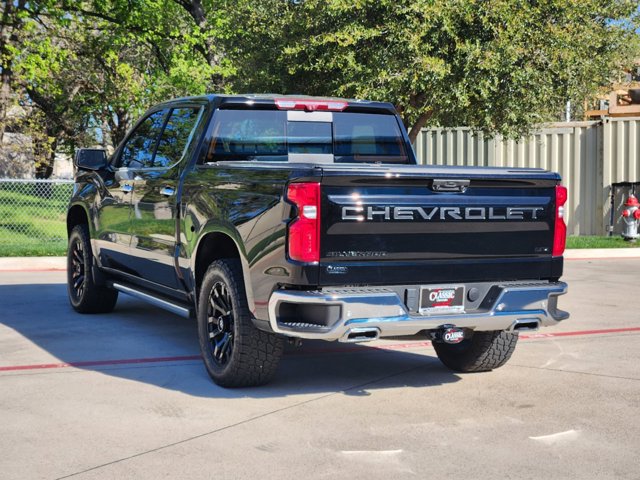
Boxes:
[553,185,568,256]
[287,182,321,263]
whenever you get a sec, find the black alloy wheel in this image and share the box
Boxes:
[66,224,118,313]
[197,259,283,387]
[207,281,235,366]
[69,235,86,301]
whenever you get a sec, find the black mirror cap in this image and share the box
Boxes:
[74,148,108,171]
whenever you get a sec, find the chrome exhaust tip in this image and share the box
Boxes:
[339,327,381,343]
[509,319,540,332]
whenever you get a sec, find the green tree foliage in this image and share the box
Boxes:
[0,0,639,176]
[235,0,639,141]
[2,0,230,175]
[0,0,30,144]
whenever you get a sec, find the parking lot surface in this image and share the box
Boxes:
[1,259,639,480]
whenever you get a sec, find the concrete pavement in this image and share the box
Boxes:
[1,260,639,479]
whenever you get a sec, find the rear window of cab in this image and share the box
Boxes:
[202,110,409,164]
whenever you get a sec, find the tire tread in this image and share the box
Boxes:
[67,224,118,314]
[198,259,283,388]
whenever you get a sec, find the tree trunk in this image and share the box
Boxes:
[0,67,10,145]
[101,117,111,150]
[34,134,57,180]
[108,109,129,148]
[0,0,25,145]
[178,0,225,88]
[407,110,433,145]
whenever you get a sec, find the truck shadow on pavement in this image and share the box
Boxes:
[0,282,461,397]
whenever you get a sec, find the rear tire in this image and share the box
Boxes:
[433,330,518,372]
[197,259,283,387]
[67,224,118,313]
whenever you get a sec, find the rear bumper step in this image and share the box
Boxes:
[267,282,568,342]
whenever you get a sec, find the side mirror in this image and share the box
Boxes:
[74,148,108,171]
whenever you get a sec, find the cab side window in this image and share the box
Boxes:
[119,110,168,169]
[153,107,202,168]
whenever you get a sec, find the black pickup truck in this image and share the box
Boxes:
[67,94,569,387]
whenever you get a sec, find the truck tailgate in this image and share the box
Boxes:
[318,165,563,286]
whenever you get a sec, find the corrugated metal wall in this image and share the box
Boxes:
[415,118,640,236]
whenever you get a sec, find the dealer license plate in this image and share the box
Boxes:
[419,285,465,315]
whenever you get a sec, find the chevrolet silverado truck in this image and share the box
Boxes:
[67,94,569,387]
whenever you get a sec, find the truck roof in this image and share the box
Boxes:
[153,94,397,115]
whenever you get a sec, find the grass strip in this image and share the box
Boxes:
[566,235,640,249]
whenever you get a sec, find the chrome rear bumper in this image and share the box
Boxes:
[267,282,568,342]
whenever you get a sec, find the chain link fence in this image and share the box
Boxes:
[0,179,73,256]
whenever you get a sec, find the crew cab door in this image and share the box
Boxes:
[95,109,168,272]
[128,105,204,289]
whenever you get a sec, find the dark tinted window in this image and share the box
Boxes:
[154,107,202,168]
[119,110,168,168]
[288,122,332,154]
[208,110,286,161]
[333,112,407,163]
[204,109,408,163]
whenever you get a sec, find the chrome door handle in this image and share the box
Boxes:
[120,183,133,193]
[160,186,175,197]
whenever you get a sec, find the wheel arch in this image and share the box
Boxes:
[67,203,91,237]
[192,229,255,313]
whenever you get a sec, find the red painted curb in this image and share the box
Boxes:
[0,355,201,372]
[1,327,639,373]
[519,327,640,339]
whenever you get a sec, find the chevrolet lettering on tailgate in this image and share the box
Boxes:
[341,206,546,221]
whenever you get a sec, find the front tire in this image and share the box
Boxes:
[197,259,283,387]
[433,330,518,372]
[67,224,118,313]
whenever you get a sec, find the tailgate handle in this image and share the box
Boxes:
[431,179,470,193]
